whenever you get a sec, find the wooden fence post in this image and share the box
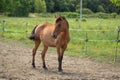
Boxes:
[114,26,120,62]
[2,20,5,37]
[84,32,88,54]
[25,22,28,37]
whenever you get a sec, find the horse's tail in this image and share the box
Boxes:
[29,25,38,40]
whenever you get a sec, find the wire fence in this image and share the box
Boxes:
[0,20,29,37]
[0,20,120,62]
[70,27,120,62]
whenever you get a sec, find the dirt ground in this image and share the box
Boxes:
[0,40,120,80]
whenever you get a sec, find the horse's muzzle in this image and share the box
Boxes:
[52,33,58,39]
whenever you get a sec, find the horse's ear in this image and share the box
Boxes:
[55,15,58,18]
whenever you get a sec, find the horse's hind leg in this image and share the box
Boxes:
[41,45,48,70]
[32,40,41,68]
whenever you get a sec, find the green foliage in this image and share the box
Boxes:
[1,0,31,17]
[30,12,79,18]
[77,8,93,14]
[34,0,46,13]
[0,0,14,13]
[81,18,87,22]
[13,0,30,17]
[45,0,54,12]
[111,12,117,18]
[28,12,119,19]
[53,0,72,12]
[83,0,99,12]
[83,0,120,14]
[110,0,120,6]
[66,12,79,18]
[0,0,120,17]
[97,5,105,12]
[96,12,111,19]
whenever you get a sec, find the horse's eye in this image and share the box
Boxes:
[58,24,61,27]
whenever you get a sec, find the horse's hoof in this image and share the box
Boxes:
[43,67,48,71]
[58,71,63,75]
[32,64,36,68]
[43,66,48,70]
[32,66,36,68]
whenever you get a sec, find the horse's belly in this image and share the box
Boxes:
[40,34,56,47]
[42,39,56,47]
[40,26,56,47]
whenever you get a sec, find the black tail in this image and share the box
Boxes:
[29,25,38,40]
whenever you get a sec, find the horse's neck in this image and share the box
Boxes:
[63,29,70,43]
[66,29,70,43]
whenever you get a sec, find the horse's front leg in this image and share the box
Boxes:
[57,47,65,73]
[41,45,48,70]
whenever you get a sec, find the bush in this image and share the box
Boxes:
[81,18,87,22]
[76,8,93,14]
[111,12,117,18]
[66,12,79,18]
[97,5,105,12]
[96,12,110,19]
[28,12,79,18]
[55,12,79,18]
[8,9,29,17]
[8,0,30,17]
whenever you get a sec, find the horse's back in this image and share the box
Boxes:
[36,23,56,47]
[35,23,54,34]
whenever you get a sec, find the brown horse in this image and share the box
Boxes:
[29,16,70,73]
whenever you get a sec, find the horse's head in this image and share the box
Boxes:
[52,16,69,39]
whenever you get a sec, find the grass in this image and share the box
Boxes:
[0,16,120,63]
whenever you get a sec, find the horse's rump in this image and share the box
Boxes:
[29,23,52,41]
[29,25,39,40]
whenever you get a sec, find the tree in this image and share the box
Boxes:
[100,0,120,14]
[45,0,78,12]
[0,0,31,17]
[29,0,35,13]
[34,0,46,13]
[0,0,120,16]
[97,5,105,12]
[12,0,31,17]
[68,0,79,12]
[110,0,120,6]
[83,0,99,12]
[52,0,75,12]
[0,0,13,13]
[45,0,54,12]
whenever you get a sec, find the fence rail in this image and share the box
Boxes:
[0,20,28,37]
[0,20,120,62]
[70,29,116,32]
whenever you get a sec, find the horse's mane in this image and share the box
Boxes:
[55,16,69,28]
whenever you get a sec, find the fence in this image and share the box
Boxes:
[0,20,120,62]
[70,28,120,62]
[0,20,29,37]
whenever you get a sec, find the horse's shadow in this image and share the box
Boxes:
[33,66,81,77]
